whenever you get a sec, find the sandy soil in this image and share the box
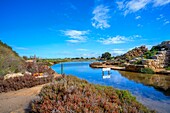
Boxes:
[0,84,46,113]
[0,73,62,113]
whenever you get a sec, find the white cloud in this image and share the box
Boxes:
[63,30,89,43]
[153,0,170,6]
[92,5,110,29]
[133,35,142,38]
[135,16,141,19]
[112,49,126,56]
[80,52,99,57]
[67,40,81,43]
[14,47,29,50]
[146,45,153,50]
[156,14,164,20]
[117,0,170,15]
[116,2,125,10]
[123,0,151,15]
[76,48,88,51]
[98,35,141,45]
[98,36,128,44]
[164,20,170,25]
[156,14,170,25]
[137,24,143,27]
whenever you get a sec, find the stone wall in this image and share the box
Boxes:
[142,50,170,70]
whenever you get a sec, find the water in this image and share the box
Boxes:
[52,62,170,113]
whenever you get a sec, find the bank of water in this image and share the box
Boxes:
[52,62,170,113]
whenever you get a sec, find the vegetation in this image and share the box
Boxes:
[134,60,142,65]
[36,57,97,66]
[31,75,154,113]
[165,67,170,70]
[0,40,25,76]
[101,52,112,60]
[140,68,155,74]
[0,74,61,93]
[143,46,159,59]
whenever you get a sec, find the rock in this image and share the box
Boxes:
[90,62,103,68]
[129,60,136,64]
[141,44,170,70]
[24,71,32,76]
[4,73,24,80]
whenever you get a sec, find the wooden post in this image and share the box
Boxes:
[61,63,63,74]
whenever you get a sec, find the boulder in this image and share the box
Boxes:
[4,73,24,80]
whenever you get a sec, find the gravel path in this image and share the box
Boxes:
[0,84,46,113]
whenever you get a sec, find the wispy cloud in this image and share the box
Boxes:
[116,1,124,10]
[91,5,110,29]
[80,52,99,57]
[14,47,29,50]
[156,14,170,25]
[137,24,143,27]
[153,0,170,6]
[112,49,126,56]
[117,0,151,16]
[156,14,164,20]
[117,0,170,15]
[135,16,141,20]
[63,30,89,43]
[98,35,141,45]
[164,20,170,25]
[146,45,153,50]
[76,48,88,51]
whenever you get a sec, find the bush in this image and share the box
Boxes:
[143,47,158,59]
[134,60,142,64]
[140,68,155,74]
[165,67,170,70]
[0,74,60,93]
[30,75,154,113]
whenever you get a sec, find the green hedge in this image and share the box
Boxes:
[140,68,155,74]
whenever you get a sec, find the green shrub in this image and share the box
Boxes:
[165,67,170,70]
[134,60,142,64]
[143,50,158,59]
[140,68,155,74]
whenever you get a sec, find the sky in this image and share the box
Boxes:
[0,0,170,58]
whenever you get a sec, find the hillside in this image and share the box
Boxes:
[114,46,148,63]
[0,40,25,76]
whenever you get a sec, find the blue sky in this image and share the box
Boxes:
[0,0,170,58]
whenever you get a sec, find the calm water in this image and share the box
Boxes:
[52,62,170,113]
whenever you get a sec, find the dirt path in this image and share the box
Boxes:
[0,84,46,113]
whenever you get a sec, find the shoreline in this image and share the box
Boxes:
[90,63,170,75]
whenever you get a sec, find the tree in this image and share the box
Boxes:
[101,52,111,60]
[23,56,28,60]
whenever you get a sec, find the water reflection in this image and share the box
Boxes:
[118,71,170,96]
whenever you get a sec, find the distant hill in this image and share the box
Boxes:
[0,40,25,76]
[115,46,148,62]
